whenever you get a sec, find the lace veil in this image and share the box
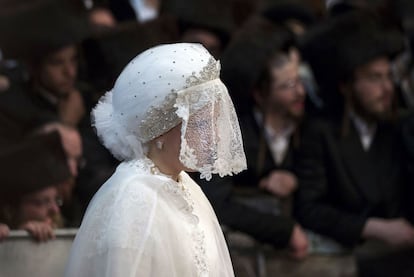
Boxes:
[92,43,246,179]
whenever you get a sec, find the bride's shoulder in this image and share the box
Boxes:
[77,169,161,253]
[83,163,163,221]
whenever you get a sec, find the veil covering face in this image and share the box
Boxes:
[92,43,246,180]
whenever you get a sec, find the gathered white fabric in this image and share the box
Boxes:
[92,43,247,180]
[64,158,235,277]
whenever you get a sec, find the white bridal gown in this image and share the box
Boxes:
[64,158,234,277]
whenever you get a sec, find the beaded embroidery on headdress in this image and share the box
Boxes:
[139,93,180,143]
[139,57,221,143]
[92,43,246,180]
[185,57,220,88]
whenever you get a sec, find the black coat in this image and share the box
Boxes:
[108,0,137,22]
[294,117,408,247]
[0,83,70,199]
[401,112,414,222]
[196,112,298,248]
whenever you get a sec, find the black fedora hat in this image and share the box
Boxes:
[300,11,404,114]
[82,15,179,92]
[0,0,91,61]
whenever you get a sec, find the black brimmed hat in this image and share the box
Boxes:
[300,11,404,113]
[82,16,179,92]
[0,0,90,61]
[161,0,235,46]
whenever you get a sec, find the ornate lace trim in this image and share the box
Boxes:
[163,179,208,276]
[126,158,208,276]
[185,57,220,88]
[129,156,208,276]
[139,93,181,142]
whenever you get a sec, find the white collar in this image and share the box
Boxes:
[253,108,295,139]
[129,0,158,22]
[349,111,377,151]
[253,109,295,164]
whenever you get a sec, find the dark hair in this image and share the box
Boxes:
[262,2,316,28]
[161,0,234,48]
[178,19,231,50]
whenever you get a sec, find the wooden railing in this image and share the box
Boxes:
[0,228,358,277]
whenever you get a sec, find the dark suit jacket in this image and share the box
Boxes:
[0,83,70,200]
[109,0,137,22]
[294,117,408,247]
[22,82,118,212]
[196,112,297,248]
[401,112,414,222]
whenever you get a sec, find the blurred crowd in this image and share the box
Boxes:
[0,0,414,276]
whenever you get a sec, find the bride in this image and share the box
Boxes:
[64,43,247,276]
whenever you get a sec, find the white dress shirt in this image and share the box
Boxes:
[349,111,377,151]
[129,0,158,22]
[254,109,295,165]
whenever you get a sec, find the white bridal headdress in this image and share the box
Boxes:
[92,43,246,180]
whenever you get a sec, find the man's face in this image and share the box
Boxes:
[350,57,394,119]
[18,186,61,226]
[264,60,306,120]
[38,45,78,97]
